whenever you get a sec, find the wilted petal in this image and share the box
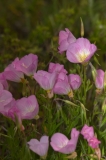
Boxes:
[81,124,94,141]
[88,137,101,149]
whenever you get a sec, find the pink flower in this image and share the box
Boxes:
[27,136,49,157]
[88,137,101,149]
[68,74,82,90]
[0,90,13,113]
[15,95,39,119]
[53,73,73,97]
[58,28,76,54]
[48,62,67,74]
[15,53,38,76]
[95,69,104,89]
[0,83,3,90]
[0,73,8,90]
[34,70,57,91]
[66,38,97,64]
[4,58,24,82]
[50,128,79,154]
[81,124,94,141]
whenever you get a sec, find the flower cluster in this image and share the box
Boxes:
[81,124,101,149]
[0,27,102,159]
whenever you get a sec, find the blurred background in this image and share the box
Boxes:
[0,0,106,71]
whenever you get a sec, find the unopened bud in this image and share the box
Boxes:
[80,17,84,37]
[102,98,106,114]
[103,71,106,92]
[89,62,97,81]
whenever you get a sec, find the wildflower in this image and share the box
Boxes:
[58,28,76,54]
[88,137,101,149]
[27,136,49,158]
[81,124,101,149]
[50,128,79,154]
[15,95,39,119]
[15,53,38,76]
[48,62,67,74]
[53,72,73,98]
[4,58,24,82]
[81,124,94,141]
[34,71,57,98]
[66,38,97,64]
[68,74,82,90]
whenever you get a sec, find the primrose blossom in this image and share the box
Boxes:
[15,53,38,76]
[50,128,80,154]
[66,37,97,64]
[27,136,49,158]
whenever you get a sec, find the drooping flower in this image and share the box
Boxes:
[53,72,73,98]
[66,38,97,64]
[48,62,67,74]
[95,69,104,89]
[27,136,49,158]
[34,71,57,98]
[88,137,101,149]
[50,128,80,154]
[15,53,38,76]
[81,124,101,149]
[68,74,82,90]
[3,58,24,82]
[81,124,94,141]
[58,28,76,54]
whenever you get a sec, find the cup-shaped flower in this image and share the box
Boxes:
[66,38,97,64]
[68,74,82,90]
[27,136,49,157]
[50,128,80,154]
[0,73,8,90]
[58,28,76,54]
[95,69,104,89]
[88,137,101,149]
[15,95,39,119]
[53,72,73,97]
[34,70,57,91]
[81,124,94,141]
[0,90,13,113]
[4,58,24,82]
[15,53,38,76]
[48,62,67,74]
